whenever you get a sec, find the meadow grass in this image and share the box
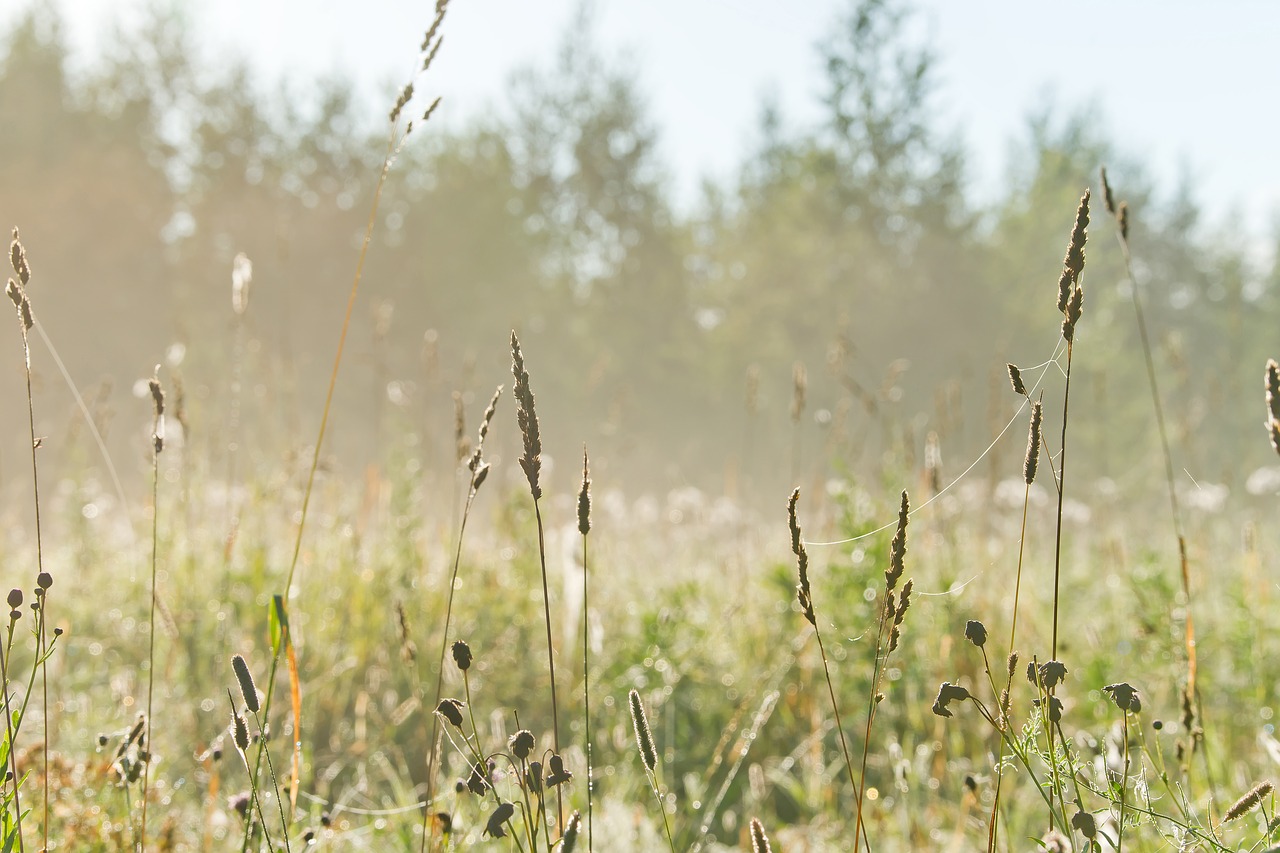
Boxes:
[4,15,1280,853]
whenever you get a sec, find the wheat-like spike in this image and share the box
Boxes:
[885,490,909,591]
[578,447,592,536]
[1024,401,1043,484]
[749,817,773,853]
[231,655,259,713]
[511,331,543,500]
[1224,781,1273,822]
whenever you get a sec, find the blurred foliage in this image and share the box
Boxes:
[1,1,1276,507]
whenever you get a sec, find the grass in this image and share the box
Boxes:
[4,13,1280,853]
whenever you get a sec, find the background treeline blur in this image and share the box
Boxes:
[1,2,1276,514]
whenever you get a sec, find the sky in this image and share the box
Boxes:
[8,0,1280,240]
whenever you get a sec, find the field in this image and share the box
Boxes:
[4,1,1280,852]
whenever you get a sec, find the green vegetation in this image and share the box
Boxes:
[1,0,1279,850]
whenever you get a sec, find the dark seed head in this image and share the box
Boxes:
[232,655,260,713]
[436,699,465,729]
[36,572,52,591]
[6,589,21,609]
[508,729,535,761]
[964,620,987,648]
[451,640,472,672]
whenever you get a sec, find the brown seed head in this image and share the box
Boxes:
[578,447,591,536]
[9,228,30,286]
[787,489,814,625]
[1100,166,1116,215]
[1118,201,1130,240]
[1062,285,1084,342]
[1007,363,1026,396]
[231,708,250,753]
[510,332,543,500]
[885,490,909,591]
[749,817,773,853]
[1063,189,1091,285]
[1225,781,1273,822]
[1024,401,1043,484]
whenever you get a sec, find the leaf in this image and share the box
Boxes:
[269,594,288,658]
[271,595,303,819]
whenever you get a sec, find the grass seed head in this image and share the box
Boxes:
[1063,189,1091,284]
[578,447,591,536]
[629,688,658,772]
[1100,166,1116,215]
[885,490,909,591]
[510,331,543,500]
[750,817,773,853]
[1225,781,1273,822]
[1006,363,1025,396]
[9,228,29,286]
[231,655,260,713]
[788,489,815,625]
[1062,285,1084,342]
[231,709,249,753]
[1025,401,1043,484]
[561,811,582,853]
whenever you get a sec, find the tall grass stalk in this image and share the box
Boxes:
[786,491,860,824]
[578,448,594,852]
[140,369,166,851]
[510,331,564,832]
[852,490,912,851]
[7,230,47,851]
[987,396,1042,851]
[237,7,451,848]
[629,689,675,853]
[419,386,500,851]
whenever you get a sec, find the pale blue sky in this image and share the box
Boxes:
[13,0,1280,239]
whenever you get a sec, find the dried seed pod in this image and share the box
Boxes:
[451,640,472,672]
[436,699,465,728]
